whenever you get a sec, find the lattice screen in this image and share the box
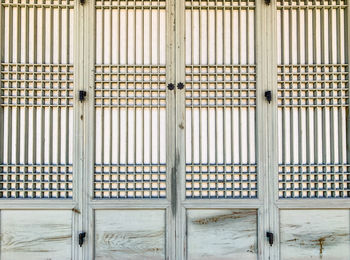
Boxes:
[93,0,167,199]
[0,0,74,199]
[277,0,350,198]
[185,0,257,199]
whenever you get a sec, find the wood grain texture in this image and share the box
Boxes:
[280,210,350,260]
[0,210,72,260]
[187,209,258,260]
[95,210,166,260]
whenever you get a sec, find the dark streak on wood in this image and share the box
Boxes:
[318,237,325,257]
[287,232,349,247]
[192,210,256,225]
[72,208,81,214]
[96,230,164,256]
[2,234,71,250]
[107,247,163,253]
[310,234,344,258]
[187,209,258,258]
[102,231,163,240]
[283,230,350,258]
[171,166,176,216]
[95,210,165,259]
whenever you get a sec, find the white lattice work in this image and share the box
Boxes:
[277,0,350,198]
[1,64,74,107]
[278,65,348,108]
[93,0,167,199]
[0,0,74,199]
[279,164,350,198]
[185,0,255,8]
[185,0,257,199]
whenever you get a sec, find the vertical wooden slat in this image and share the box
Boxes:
[0,0,5,167]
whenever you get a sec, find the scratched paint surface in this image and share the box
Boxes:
[0,210,72,260]
[280,210,350,260]
[95,210,166,260]
[187,209,257,260]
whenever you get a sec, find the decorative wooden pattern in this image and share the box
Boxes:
[0,0,75,199]
[93,0,167,199]
[187,209,257,259]
[185,0,257,199]
[280,210,350,259]
[95,210,166,259]
[276,0,350,199]
[0,210,72,260]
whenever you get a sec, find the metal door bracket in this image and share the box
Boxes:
[79,232,86,247]
[167,83,175,90]
[79,90,87,102]
[80,0,85,4]
[266,232,274,246]
[265,91,272,103]
[264,0,271,5]
[177,82,184,90]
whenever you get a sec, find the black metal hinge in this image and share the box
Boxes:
[79,232,86,247]
[265,91,272,103]
[266,232,274,246]
[265,0,271,5]
[79,90,87,102]
[80,0,85,4]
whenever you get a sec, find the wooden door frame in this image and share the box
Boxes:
[83,0,177,259]
[174,0,272,259]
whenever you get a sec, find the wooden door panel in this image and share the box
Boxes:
[95,209,166,260]
[280,210,350,260]
[0,210,73,260]
[186,209,258,260]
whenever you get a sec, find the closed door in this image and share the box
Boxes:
[0,0,77,259]
[175,0,261,259]
[85,0,265,259]
[86,0,172,259]
[275,0,350,259]
[1,0,350,259]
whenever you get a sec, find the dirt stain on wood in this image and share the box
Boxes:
[72,208,81,214]
[310,236,328,258]
[192,210,256,225]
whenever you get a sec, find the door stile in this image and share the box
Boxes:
[256,0,274,259]
[74,1,86,259]
[83,0,95,259]
[84,0,99,258]
[175,0,186,259]
[166,0,177,259]
[264,0,279,259]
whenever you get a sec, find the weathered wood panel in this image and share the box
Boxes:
[280,210,350,260]
[0,210,72,260]
[95,210,165,260]
[187,209,258,260]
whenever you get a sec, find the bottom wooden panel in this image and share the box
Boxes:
[95,209,166,260]
[186,209,258,260]
[0,210,73,260]
[280,209,350,260]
